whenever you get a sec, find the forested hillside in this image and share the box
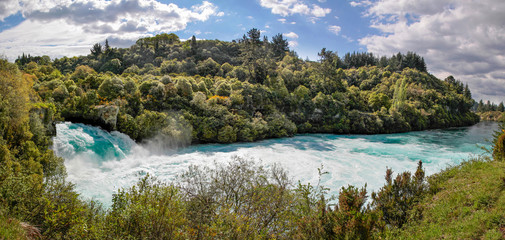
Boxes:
[14,30,478,145]
[1,54,503,238]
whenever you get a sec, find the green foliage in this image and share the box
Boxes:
[175,77,193,99]
[98,76,124,100]
[392,77,407,110]
[0,59,33,145]
[292,168,383,239]
[104,175,187,239]
[196,57,220,76]
[372,160,426,228]
[177,157,296,238]
[492,121,505,161]
[71,65,96,81]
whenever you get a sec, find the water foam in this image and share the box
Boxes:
[53,121,498,206]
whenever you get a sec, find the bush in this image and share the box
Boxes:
[492,122,505,161]
[371,160,426,228]
[177,157,296,238]
[104,176,187,239]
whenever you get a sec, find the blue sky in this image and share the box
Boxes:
[0,0,504,103]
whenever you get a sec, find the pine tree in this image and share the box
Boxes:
[463,84,471,99]
[498,102,504,112]
[271,33,289,60]
[477,99,484,112]
[90,43,103,57]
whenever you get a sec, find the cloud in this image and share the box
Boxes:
[359,0,505,102]
[284,32,299,39]
[0,0,20,21]
[259,0,331,19]
[328,25,341,35]
[0,19,138,60]
[16,0,218,33]
[349,1,371,7]
[0,0,220,60]
[288,40,298,47]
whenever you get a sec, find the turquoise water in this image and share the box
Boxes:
[53,121,499,206]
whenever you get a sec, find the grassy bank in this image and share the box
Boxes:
[391,158,505,239]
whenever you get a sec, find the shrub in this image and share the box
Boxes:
[371,160,426,228]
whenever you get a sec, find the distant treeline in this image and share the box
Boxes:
[16,30,427,76]
[474,99,505,112]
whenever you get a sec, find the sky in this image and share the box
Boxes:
[0,0,504,103]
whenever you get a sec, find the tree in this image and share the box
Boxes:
[247,28,261,45]
[190,35,198,56]
[176,77,194,99]
[271,33,289,60]
[0,59,33,145]
[318,48,345,92]
[196,58,220,76]
[463,84,471,99]
[104,39,111,53]
[477,99,484,112]
[98,77,125,100]
[90,43,103,57]
[498,102,504,112]
[103,39,114,59]
[100,58,123,74]
[240,28,272,83]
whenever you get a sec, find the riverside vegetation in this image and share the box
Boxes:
[2,30,503,239]
[473,100,505,121]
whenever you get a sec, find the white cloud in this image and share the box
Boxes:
[288,40,298,47]
[278,18,287,23]
[349,0,371,7]
[0,0,221,60]
[0,19,138,60]
[328,25,341,35]
[15,0,218,33]
[359,0,505,102]
[284,32,299,39]
[0,0,21,21]
[259,0,331,20]
[311,5,331,17]
[342,35,353,42]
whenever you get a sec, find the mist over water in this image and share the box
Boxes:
[53,121,499,207]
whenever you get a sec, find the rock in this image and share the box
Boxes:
[94,105,119,130]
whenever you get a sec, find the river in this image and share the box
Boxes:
[53,121,499,206]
